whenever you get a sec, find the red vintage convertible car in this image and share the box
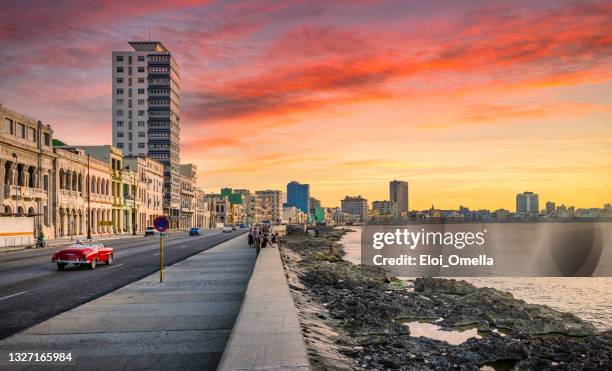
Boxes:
[51,240,114,270]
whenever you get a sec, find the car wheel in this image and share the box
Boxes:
[106,254,113,265]
[89,258,97,270]
[57,263,66,271]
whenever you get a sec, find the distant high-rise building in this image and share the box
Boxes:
[389,180,409,213]
[546,201,556,215]
[286,181,310,213]
[516,192,539,215]
[112,41,181,223]
[341,195,368,221]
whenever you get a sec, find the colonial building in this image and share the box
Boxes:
[1,104,56,238]
[124,155,164,230]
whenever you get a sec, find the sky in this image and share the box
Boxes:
[1,0,611,210]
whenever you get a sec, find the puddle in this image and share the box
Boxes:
[405,322,481,345]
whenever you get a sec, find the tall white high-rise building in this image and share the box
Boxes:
[112,41,182,225]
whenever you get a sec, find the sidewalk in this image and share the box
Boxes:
[0,234,256,370]
[218,246,311,370]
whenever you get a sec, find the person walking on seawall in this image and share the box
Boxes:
[248,228,254,248]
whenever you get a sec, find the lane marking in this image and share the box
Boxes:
[108,263,125,270]
[153,253,160,256]
[0,291,27,301]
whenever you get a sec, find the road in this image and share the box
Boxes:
[0,229,246,341]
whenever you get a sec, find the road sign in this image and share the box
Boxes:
[154,231,168,237]
[153,216,169,232]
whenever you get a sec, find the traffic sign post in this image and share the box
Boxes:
[153,216,170,283]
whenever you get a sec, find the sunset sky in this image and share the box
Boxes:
[1,0,611,210]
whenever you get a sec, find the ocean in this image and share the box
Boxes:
[340,224,612,331]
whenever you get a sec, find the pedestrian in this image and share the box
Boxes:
[261,234,268,249]
[248,229,254,248]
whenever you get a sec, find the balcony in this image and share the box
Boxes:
[4,185,47,200]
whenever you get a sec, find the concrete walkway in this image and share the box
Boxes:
[218,246,311,371]
[0,234,255,370]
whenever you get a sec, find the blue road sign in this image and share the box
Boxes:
[154,216,170,232]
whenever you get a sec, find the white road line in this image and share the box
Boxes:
[108,263,125,270]
[0,291,27,301]
[153,252,160,256]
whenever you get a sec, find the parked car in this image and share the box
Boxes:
[231,225,238,231]
[51,240,113,270]
[144,226,156,236]
[189,227,201,236]
[222,226,233,233]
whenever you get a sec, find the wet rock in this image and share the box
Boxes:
[414,277,477,295]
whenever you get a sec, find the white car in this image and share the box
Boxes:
[222,226,233,233]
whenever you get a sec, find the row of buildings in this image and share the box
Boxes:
[1,104,214,240]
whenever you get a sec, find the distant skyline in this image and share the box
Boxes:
[1,1,610,209]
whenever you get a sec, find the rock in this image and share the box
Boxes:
[414,277,477,295]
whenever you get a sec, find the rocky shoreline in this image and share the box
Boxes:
[280,228,612,370]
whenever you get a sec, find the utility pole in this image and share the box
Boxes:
[86,154,92,240]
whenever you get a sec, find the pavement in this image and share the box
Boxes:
[0,229,246,340]
[0,233,256,370]
[218,245,311,371]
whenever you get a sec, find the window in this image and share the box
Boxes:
[116,121,124,126]
[44,132,50,146]
[138,66,145,73]
[116,88,124,95]
[43,175,49,191]
[116,99,124,105]
[128,143,132,151]
[138,88,145,94]
[19,123,25,138]
[138,77,145,84]
[116,77,123,84]
[116,143,124,148]
[3,118,13,134]
[138,99,145,105]
[117,132,124,137]
[116,110,124,116]
[138,56,145,62]
[138,110,145,117]
[128,55,132,65]
[138,132,145,138]
[29,127,36,141]
[138,143,145,148]
[138,121,145,127]
[116,67,124,73]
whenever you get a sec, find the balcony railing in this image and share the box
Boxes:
[4,185,47,199]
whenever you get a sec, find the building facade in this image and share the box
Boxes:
[255,190,284,224]
[286,181,310,214]
[112,41,182,229]
[516,191,539,215]
[341,195,368,222]
[1,104,56,238]
[389,180,409,214]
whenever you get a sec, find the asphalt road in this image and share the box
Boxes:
[0,229,247,341]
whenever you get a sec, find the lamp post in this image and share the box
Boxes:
[86,154,92,240]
